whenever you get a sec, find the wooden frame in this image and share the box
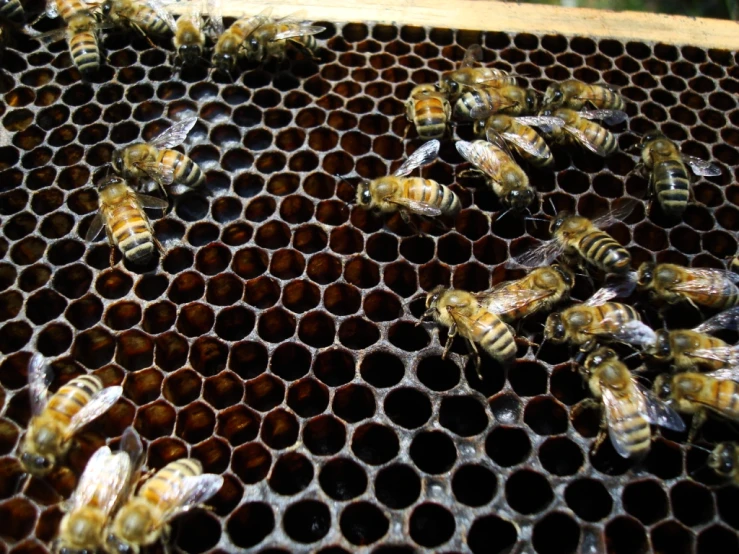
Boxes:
[209,0,739,50]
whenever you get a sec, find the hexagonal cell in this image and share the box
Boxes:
[283,500,331,544]
[226,502,275,549]
[162,369,202,406]
[384,387,431,429]
[319,457,368,501]
[269,452,314,495]
[245,374,285,412]
[287,378,329,418]
[532,511,581,554]
[260,408,299,449]
[231,442,271,484]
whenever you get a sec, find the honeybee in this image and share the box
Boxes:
[40,0,101,75]
[210,9,271,73]
[544,287,654,353]
[172,3,206,66]
[437,44,517,100]
[418,286,518,377]
[454,84,540,121]
[54,440,136,554]
[112,117,204,195]
[544,108,626,156]
[101,0,176,38]
[654,372,739,440]
[241,14,325,63]
[514,201,634,275]
[456,139,535,211]
[355,139,461,225]
[473,114,565,169]
[636,262,739,310]
[639,130,721,218]
[0,0,24,24]
[105,458,224,554]
[86,174,168,266]
[405,84,452,140]
[707,442,739,483]
[579,347,685,458]
[541,80,625,112]
[19,354,123,476]
[478,264,575,323]
[644,306,739,372]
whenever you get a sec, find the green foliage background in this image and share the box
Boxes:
[525,0,738,20]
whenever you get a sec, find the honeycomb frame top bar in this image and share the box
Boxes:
[197,0,739,51]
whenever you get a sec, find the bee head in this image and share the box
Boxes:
[542,84,564,109]
[110,149,125,175]
[636,262,655,287]
[708,443,737,477]
[543,313,566,343]
[106,532,138,554]
[649,329,672,360]
[549,212,570,234]
[439,77,458,97]
[179,44,202,64]
[585,347,617,369]
[504,189,534,211]
[524,89,540,113]
[355,182,372,208]
[101,0,112,16]
[425,285,446,310]
[20,451,54,476]
[212,52,235,73]
[245,36,263,61]
[652,374,673,400]
[552,264,575,288]
[640,129,665,147]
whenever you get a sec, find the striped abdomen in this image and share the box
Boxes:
[512,124,553,168]
[158,149,205,189]
[702,378,739,420]
[590,303,641,337]
[575,120,617,155]
[467,311,517,363]
[139,459,202,513]
[56,0,86,22]
[68,27,99,75]
[675,332,728,371]
[404,177,460,216]
[0,0,24,24]
[454,86,506,120]
[45,375,103,427]
[588,85,625,111]
[576,228,631,274]
[653,158,689,217]
[131,4,169,35]
[610,393,651,457]
[412,95,448,139]
[108,202,155,263]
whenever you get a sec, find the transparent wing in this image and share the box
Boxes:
[469,96,516,120]
[461,44,483,67]
[689,346,739,366]
[205,0,224,36]
[135,162,176,186]
[706,367,739,382]
[562,124,609,157]
[604,319,657,348]
[120,426,144,476]
[67,386,123,436]
[456,140,503,176]
[145,0,177,33]
[584,278,637,307]
[156,473,224,523]
[84,213,105,242]
[600,387,641,458]
[272,24,325,41]
[479,287,552,316]
[394,140,440,177]
[384,196,442,217]
[694,306,739,334]
[69,447,131,517]
[683,155,721,177]
[497,130,547,158]
[28,353,52,416]
[669,269,739,298]
[636,383,686,431]
[45,0,58,19]
[579,109,628,125]
[150,117,198,149]
[136,193,170,209]
[509,239,565,269]
[591,199,638,229]
[515,115,565,133]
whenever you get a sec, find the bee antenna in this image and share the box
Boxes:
[690,443,714,454]
[547,195,557,216]
[497,207,513,222]
[335,174,356,189]
[534,337,547,360]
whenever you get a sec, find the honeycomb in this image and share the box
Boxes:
[0,13,738,554]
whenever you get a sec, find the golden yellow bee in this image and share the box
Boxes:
[514,202,634,275]
[577,347,685,458]
[19,354,122,476]
[86,175,168,266]
[101,0,176,38]
[639,130,721,218]
[54,440,136,554]
[405,84,451,140]
[541,79,625,112]
[172,4,206,66]
[478,264,574,323]
[707,442,739,484]
[42,0,101,75]
[474,114,564,169]
[112,117,204,195]
[242,15,324,63]
[655,371,739,440]
[418,286,518,377]
[355,139,461,226]
[454,84,540,121]
[0,0,25,24]
[636,262,739,310]
[437,44,517,100]
[456,139,535,212]
[105,457,223,554]
[211,9,271,73]
[543,108,625,157]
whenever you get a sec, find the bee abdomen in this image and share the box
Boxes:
[654,159,689,216]
[716,380,739,416]
[601,87,625,110]
[140,459,203,508]
[137,6,169,35]
[414,97,447,139]
[47,375,104,422]
[613,412,651,456]
[578,231,631,273]
[475,314,517,363]
[159,149,205,189]
[69,30,99,74]
[58,0,87,22]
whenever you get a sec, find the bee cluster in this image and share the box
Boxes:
[0,3,738,553]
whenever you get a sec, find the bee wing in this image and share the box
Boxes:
[456,140,502,175]
[135,162,176,186]
[635,382,687,432]
[383,196,442,217]
[271,24,325,41]
[120,426,145,476]
[515,115,565,133]
[461,43,483,68]
[584,278,637,307]
[136,193,170,210]
[585,317,656,348]
[150,117,198,149]
[706,367,739,382]
[478,287,552,316]
[683,155,721,177]
[154,473,224,524]
[562,124,609,157]
[669,268,739,297]
[67,386,123,436]
[144,0,177,33]
[28,353,53,416]
[578,109,628,125]
[689,346,739,366]
[600,387,643,458]
[497,129,546,159]
[591,198,638,229]
[84,213,105,242]
[204,0,224,36]
[694,306,739,334]
[394,140,440,177]
[509,239,565,269]
[44,0,58,19]
[68,447,131,517]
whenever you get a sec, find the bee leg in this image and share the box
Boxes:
[687,409,707,443]
[441,325,457,360]
[464,338,483,379]
[400,210,423,236]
